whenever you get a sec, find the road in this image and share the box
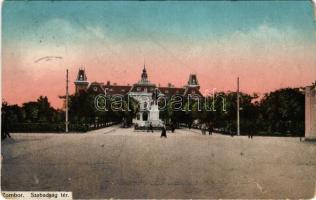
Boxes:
[1,126,316,199]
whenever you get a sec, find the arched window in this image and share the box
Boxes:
[144,102,148,110]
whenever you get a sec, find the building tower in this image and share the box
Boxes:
[140,64,149,83]
[187,74,200,89]
[74,68,89,94]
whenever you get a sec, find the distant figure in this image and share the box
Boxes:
[148,122,154,133]
[171,123,175,133]
[161,125,167,138]
[230,132,234,137]
[201,123,206,135]
[1,110,11,140]
[188,122,192,129]
[248,123,254,139]
[208,122,213,135]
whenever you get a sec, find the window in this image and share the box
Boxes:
[165,90,169,94]
[93,87,98,91]
[144,88,148,92]
[144,102,148,109]
[137,87,141,91]
[143,112,148,121]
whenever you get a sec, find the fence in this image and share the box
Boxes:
[6,121,120,133]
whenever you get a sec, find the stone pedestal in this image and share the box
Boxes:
[148,104,163,127]
[305,86,316,140]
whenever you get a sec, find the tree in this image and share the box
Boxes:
[259,88,304,136]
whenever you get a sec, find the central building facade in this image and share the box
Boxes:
[74,65,203,126]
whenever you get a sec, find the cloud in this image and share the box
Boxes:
[35,18,108,46]
[216,22,306,60]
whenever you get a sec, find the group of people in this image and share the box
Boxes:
[146,122,174,138]
[200,122,214,135]
[248,132,254,139]
[149,121,216,138]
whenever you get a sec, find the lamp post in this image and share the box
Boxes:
[237,77,240,136]
[66,69,69,133]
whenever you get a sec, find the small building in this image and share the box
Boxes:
[305,84,316,140]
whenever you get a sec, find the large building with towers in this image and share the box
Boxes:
[74,65,203,126]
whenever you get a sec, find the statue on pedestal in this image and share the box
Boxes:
[148,88,163,127]
[152,88,159,105]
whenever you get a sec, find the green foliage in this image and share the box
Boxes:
[158,88,304,136]
[1,87,305,136]
[259,88,304,135]
[2,96,63,124]
[68,92,137,128]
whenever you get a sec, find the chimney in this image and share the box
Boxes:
[107,81,110,86]
[168,83,174,88]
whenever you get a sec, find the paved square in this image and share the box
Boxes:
[1,127,316,199]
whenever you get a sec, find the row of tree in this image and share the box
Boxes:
[2,87,305,136]
[2,96,64,124]
[159,88,304,136]
[1,92,138,132]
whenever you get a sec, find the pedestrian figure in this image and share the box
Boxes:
[208,122,213,135]
[161,125,167,138]
[188,122,192,129]
[249,123,254,139]
[201,123,206,135]
[134,123,139,130]
[1,110,11,140]
[230,127,234,137]
[149,122,154,133]
[171,123,175,133]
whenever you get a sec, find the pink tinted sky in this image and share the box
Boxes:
[3,38,316,109]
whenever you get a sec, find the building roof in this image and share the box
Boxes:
[76,67,203,98]
[103,85,132,95]
[158,87,185,97]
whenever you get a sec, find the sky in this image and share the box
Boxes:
[2,1,316,108]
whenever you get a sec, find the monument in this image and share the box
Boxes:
[305,83,316,140]
[148,88,163,127]
[129,66,164,128]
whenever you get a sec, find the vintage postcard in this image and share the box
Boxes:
[1,0,316,199]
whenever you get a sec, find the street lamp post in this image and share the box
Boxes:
[66,69,69,133]
[237,77,240,136]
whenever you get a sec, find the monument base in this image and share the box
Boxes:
[148,104,163,127]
